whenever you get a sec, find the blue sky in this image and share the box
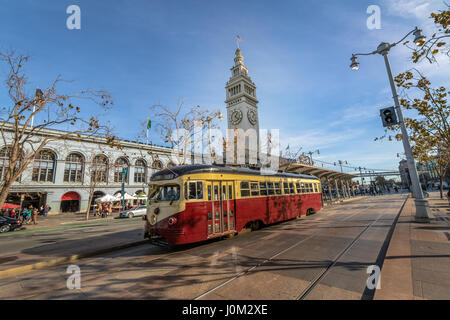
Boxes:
[0,0,448,174]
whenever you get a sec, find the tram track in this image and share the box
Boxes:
[296,195,409,300]
[193,200,382,300]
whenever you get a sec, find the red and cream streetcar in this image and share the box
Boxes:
[143,165,322,245]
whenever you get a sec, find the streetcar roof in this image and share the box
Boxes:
[150,164,319,181]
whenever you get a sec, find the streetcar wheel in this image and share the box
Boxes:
[306,208,316,216]
[251,220,261,231]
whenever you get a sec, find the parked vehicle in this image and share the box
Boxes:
[120,205,147,218]
[0,216,23,233]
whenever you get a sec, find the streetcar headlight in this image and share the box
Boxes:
[168,217,177,225]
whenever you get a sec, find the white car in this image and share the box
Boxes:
[120,205,147,218]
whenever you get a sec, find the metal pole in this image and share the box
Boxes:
[382,52,433,220]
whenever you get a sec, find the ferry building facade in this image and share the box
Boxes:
[2,127,174,214]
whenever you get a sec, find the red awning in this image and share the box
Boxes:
[61,192,80,201]
[2,203,20,209]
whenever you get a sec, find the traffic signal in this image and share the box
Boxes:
[380,107,398,127]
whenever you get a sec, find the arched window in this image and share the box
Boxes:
[114,157,129,183]
[92,155,108,183]
[0,147,10,181]
[167,161,175,169]
[152,160,163,170]
[64,153,84,183]
[32,150,56,182]
[134,159,146,183]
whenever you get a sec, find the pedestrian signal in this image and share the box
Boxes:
[379,107,398,127]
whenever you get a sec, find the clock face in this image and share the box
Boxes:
[247,109,258,125]
[230,109,243,125]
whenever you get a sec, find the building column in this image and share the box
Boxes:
[334,179,340,201]
[349,180,355,197]
[327,177,334,202]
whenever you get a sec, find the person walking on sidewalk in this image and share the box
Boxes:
[447,189,450,206]
[43,205,49,217]
[31,208,38,225]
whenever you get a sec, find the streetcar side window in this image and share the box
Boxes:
[283,182,289,194]
[240,181,250,197]
[289,182,295,194]
[313,183,318,193]
[229,185,233,199]
[189,182,197,199]
[260,182,267,196]
[251,182,259,196]
[308,183,313,193]
[208,185,212,201]
[274,182,282,195]
[197,182,203,199]
[186,181,204,200]
[301,182,306,193]
[295,182,301,194]
[267,182,275,195]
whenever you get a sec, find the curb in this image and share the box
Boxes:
[0,239,149,279]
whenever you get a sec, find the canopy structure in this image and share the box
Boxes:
[116,192,137,200]
[134,192,147,200]
[2,203,20,209]
[95,194,119,203]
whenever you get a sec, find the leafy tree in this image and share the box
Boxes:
[405,5,449,63]
[377,69,449,198]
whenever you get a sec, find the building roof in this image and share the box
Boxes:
[279,162,358,180]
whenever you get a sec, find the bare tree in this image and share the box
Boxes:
[279,145,303,172]
[0,50,116,209]
[149,100,222,165]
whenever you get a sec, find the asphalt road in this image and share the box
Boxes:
[0,193,408,300]
[0,217,144,270]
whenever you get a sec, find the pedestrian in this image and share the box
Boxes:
[447,189,450,206]
[108,204,112,217]
[32,208,38,225]
[43,205,49,217]
[10,208,15,219]
[21,208,29,223]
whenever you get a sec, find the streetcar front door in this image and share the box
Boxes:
[221,181,235,233]
[207,181,235,237]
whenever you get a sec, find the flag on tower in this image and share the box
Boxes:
[237,35,243,43]
[147,118,151,130]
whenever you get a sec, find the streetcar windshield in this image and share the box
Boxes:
[149,184,180,202]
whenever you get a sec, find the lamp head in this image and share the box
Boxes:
[350,55,359,70]
[413,28,425,46]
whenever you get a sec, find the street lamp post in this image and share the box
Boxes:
[307,149,320,166]
[350,27,433,221]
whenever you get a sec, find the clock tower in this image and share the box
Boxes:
[225,48,259,165]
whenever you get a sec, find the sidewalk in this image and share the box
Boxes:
[3,211,119,232]
[374,191,450,300]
